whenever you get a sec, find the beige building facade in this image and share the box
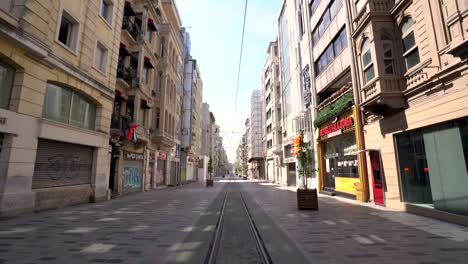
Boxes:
[109,0,163,196]
[0,0,124,217]
[347,0,468,219]
[150,0,184,186]
[262,40,287,185]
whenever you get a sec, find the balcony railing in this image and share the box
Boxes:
[111,115,131,130]
[360,75,406,115]
[354,0,394,29]
[117,63,137,87]
[122,16,141,41]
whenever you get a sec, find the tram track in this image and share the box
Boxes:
[205,183,272,264]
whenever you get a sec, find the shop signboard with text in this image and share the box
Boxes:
[319,116,354,140]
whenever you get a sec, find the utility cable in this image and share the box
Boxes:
[234,0,248,115]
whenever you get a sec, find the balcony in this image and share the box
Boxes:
[122,16,141,41]
[136,126,150,142]
[360,75,406,116]
[117,63,137,87]
[354,0,394,31]
[111,115,131,130]
[151,130,176,148]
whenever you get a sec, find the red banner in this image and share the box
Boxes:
[319,116,354,137]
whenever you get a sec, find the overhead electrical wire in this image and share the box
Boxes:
[234,0,248,115]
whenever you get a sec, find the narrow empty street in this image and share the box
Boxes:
[1,176,468,264]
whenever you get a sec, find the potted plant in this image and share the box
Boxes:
[296,131,318,210]
[206,157,214,187]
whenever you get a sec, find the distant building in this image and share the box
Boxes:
[247,90,264,179]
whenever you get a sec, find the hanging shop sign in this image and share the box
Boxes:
[319,116,354,139]
[123,151,144,161]
[302,64,312,108]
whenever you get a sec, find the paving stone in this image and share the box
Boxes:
[1,178,468,264]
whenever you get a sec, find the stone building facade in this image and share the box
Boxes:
[109,0,163,196]
[347,0,468,219]
[0,0,124,217]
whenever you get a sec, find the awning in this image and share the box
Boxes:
[124,1,136,16]
[115,90,129,100]
[144,56,154,68]
[141,99,152,109]
[147,18,158,31]
[119,43,131,56]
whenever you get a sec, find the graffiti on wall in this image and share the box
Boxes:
[123,165,141,188]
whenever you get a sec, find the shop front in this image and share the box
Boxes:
[395,117,468,216]
[156,151,167,187]
[266,157,274,182]
[317,109,367,201]
[283,136,296,187]
[122,150,144,194]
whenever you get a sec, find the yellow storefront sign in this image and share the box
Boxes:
[335,177,360,195]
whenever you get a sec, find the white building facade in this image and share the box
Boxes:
[248,90,265,179]
[181,58,203,182]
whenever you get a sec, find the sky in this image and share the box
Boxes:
[176,0,283,163]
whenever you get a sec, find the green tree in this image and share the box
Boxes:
[297,131,316,190]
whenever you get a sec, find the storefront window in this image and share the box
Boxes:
[323,132,358,193]
[396,118,468,216]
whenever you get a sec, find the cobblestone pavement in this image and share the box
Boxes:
[242,181,468,264]
[0,182,225,264]
[1,178,468,264]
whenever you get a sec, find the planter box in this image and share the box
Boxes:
[206,179,214,187]
[297,188,318,210]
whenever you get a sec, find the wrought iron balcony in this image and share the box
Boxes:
[111,115,131,130]
[122,16,140,41]
[117,63,137,87]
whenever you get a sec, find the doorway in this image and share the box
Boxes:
[369,150,384,206]
[287,162,296,186]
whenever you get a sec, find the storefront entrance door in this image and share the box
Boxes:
[369,151,384,206]
[324,158,336,190]
[287,163,296,186]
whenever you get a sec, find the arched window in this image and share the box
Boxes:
[361,38,375,83]
[401,17,420,70]
[381,34,394,74]
[43,83,96,130]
